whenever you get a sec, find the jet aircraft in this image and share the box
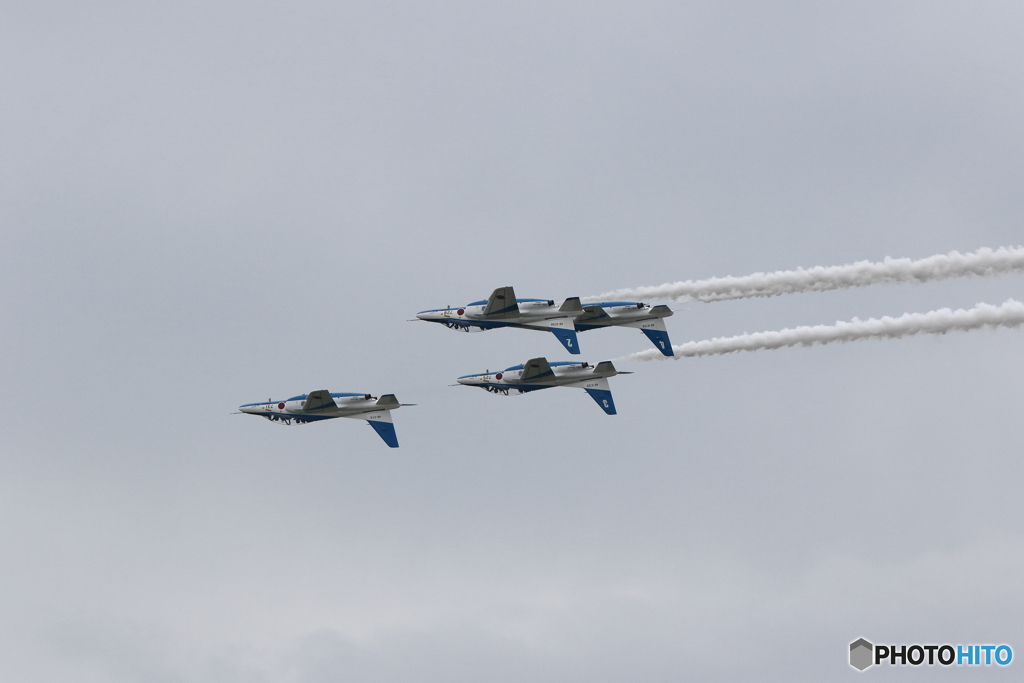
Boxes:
[457,357,630,415]
[238,391,412,448]
[416,286,674,356]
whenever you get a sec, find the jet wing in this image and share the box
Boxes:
[303,390,336,411]
[575,305,610,323]
[520,357,555,382]
[482,286,519,317]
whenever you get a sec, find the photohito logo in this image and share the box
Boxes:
[849,639,1012,671]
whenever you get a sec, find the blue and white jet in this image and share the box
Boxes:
[416,286,674,356]
[238,391,412,448]
[457,357,629,415]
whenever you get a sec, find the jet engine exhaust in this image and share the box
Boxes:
[589,246,1024,303]
[617,299,1024,361]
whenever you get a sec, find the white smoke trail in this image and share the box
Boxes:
[620,299,1024,361]
[590,246,1024,303]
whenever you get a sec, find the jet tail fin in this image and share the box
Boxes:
[482,286,519,317]
[550,327,580,354]
[582,377,617,415]
[368,418,399,448]
[639,318,673,356]
[360,409,398,448]
[624,317,673,356]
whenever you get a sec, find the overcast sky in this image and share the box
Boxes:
[3,1,1024,681]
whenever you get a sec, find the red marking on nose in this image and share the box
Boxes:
[495,373,502,380]
[457,308,465,315]
[278,402,285,409]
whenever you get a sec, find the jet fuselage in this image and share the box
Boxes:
[238,391,409,447]
[457,357,627,414]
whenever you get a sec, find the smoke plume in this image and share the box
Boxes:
[620,299,1024,361]
[590,247,1024,303]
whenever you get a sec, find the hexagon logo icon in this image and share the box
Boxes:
[850,638,873,671]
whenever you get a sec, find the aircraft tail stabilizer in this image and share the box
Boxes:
[623,317,674,356]
[360,409,399,448]
[550,327,581,354]
[559,297,583,313]
[583,377,617,415]
[576,305,610,323]
[641,324,673,356]
[339,403,401,447]
[368,417,399,448]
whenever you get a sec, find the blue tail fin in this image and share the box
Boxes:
[584,388,617,415]
[368,419,399,448]
[551,327,581,354]
[641,328,673,356]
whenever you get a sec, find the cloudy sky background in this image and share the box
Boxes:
[3,1,1024,680]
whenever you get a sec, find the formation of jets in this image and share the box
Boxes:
[238,286,674,447]
[415,286,674,356]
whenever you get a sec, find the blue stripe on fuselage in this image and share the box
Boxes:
[241,393,365,407]
[424,319,516,330]
[459,361,588,378]
[501,361,586,372]
[471,383,550,392]
[484,303,519,316]
[252,412,338,422]
[420,298,551,314]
